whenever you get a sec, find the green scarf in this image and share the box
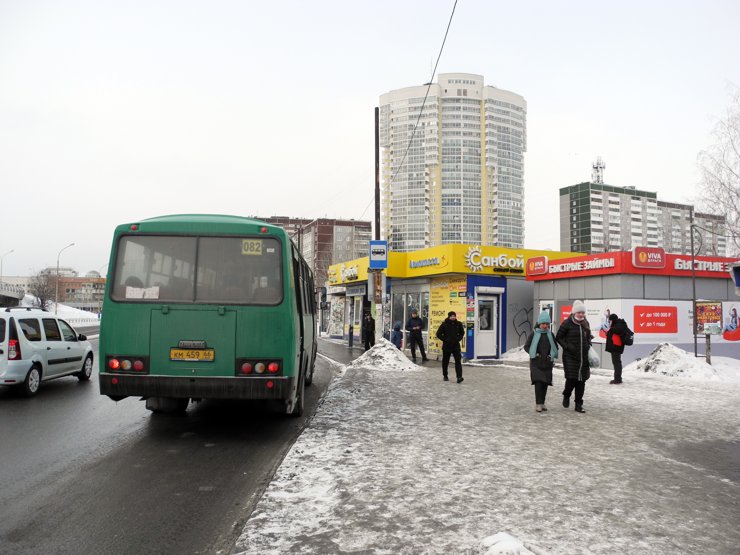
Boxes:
[529,328,558,360]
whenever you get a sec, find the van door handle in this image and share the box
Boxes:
[47,347,52,350]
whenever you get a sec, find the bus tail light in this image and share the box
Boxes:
[107,356,149,373]
[8,339,21,360]
[235,358,282,377]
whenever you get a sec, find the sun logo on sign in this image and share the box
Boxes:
[465,246,483,272]
[639,252,647,263]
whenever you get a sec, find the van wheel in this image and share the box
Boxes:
[77,354,94,381]
[22,366,42,397]
[288,371,305,417]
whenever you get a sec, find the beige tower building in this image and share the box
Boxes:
[379,73,527,252]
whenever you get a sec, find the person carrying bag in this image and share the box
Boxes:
[524,311,558,413]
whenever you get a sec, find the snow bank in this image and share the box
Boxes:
[476,532,546,555]
[625,342,740,382]
[501,345,530,363]
[21,295,100,327]
[347,338,421,371]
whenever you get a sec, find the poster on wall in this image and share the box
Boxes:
[722,301,739,341]
[328,297,345,338]
[695,302,723,335]
[428,276,467,356]
[620,299,692,344]
[584,299,623,344]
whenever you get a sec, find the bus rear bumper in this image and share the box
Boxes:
[99,374,292,400]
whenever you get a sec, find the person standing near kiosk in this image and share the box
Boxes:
[405,309,428,363]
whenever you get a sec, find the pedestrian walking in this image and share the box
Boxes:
[435,311,465,383]
[555,300,592,413]
[362,312,375,351]
[605,313,631,384]
[405,309,428,363]
[524,311,558,412]
[390,321,403,349]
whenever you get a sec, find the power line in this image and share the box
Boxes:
[361,0,459,221]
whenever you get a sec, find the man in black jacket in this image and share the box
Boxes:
[435,311,466,383]
[605,313,629,384]
[405,309,428,363]
[362,312,376,351]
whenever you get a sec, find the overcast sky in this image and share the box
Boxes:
[1,0,739,277]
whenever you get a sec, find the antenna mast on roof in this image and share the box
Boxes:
[592,156,606,184]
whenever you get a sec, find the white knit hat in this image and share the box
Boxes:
[571,300,586,314]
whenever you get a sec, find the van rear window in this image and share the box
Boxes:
[19,318,42,341]
[0,319,5,342]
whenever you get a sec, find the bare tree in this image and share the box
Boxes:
[697,89,740,257]
[28,271,56,310]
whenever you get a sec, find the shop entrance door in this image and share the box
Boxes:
[475,295,498,357]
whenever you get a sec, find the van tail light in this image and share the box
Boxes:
[8,339,21,360]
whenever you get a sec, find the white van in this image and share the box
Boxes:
[0,307,94,396]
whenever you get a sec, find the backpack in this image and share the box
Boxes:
[622,322,634,346]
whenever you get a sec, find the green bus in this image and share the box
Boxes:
[99,214,317,416]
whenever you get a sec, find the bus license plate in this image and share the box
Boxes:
[170,348,215,361]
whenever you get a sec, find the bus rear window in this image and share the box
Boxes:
[111,235,282,305]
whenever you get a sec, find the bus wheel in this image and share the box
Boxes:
[288,372,305,417]
[305,345,317,387]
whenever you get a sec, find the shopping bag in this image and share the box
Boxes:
[588,346,600,368]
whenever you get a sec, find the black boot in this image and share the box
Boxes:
[562,395,570,408]
[574,404,585,413]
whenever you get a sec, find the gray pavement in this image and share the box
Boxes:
[234,340,740,554]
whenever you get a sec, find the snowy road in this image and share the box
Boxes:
[234,341,740,555]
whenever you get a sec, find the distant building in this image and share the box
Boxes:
[379,72,527,252]
[59,275,106,312]
[560,182,727,255]
[255,216,372,289]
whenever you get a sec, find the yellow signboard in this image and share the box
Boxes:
[327,245,584,284]
[427,275,468,356]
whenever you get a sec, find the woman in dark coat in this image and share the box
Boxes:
[524,311,558,412]
[555,300,592,413]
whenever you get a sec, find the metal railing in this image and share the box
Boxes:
[0,283,25,299]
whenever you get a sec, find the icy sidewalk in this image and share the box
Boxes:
[233,343,740,555]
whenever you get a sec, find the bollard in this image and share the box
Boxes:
[348,325,353,348]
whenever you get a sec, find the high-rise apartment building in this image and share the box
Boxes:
[560,182,726,256]
[256,216,372,286]
[379,73,527,252]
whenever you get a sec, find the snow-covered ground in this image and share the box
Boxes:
[234,341,740,554]
[20,295,100,328]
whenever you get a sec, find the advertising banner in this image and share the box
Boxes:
[633,305,679,334]
[428,276,467,356]
[695,302,723,335]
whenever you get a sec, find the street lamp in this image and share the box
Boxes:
[0,249,14,284]
[55,243,75,314]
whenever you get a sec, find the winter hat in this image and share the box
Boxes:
[609,313,619,322]
[537,311,551,325]
[571,300,586,314]
[448,311,457,317]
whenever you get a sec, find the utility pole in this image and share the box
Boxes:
[372,107,384,344]
[689,207,699,358]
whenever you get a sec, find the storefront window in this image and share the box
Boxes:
[392,293,405,328]
[421,292,429,330]
[407,293,421,325]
